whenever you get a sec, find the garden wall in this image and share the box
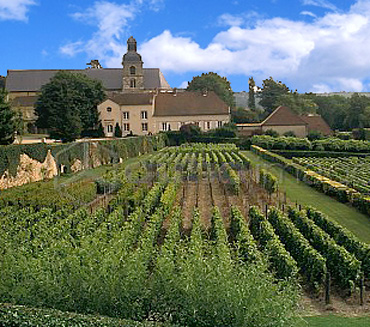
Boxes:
[0,135,167,190]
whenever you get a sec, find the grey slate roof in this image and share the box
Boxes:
[153,91,229,117]
[107,93,153,105]
[6,68,171,92]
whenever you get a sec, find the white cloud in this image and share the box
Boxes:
[300,11,317,18]
[59,0,162,61]
[302,0,338,11]
[60,41,85,57]
[139,0,370,92]
[217,11,262,27]
[0,0,37,21]
[178,81,188,89]
[61,0,370,92]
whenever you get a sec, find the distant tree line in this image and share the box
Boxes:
[233,76,370,131]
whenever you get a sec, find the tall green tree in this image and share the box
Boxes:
[186,72,235,108]
[312,95,349,130]
[36,71,105,142]
[0,76,5,89]
[276,92,318,115]
[114,122,122,138]
[248,77,256,110]
[345,93,370,129]
[0,89,16,145]
[259,77,290,113]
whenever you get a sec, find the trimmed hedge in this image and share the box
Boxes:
[251,135,370,153]
[251,145,370,216]
[0,304,173,327]
[250,135,311,150]
[0,135,167,177]
[274,150,370,159]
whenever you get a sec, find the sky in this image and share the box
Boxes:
[1,0,370,93]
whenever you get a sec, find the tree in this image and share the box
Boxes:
[231,107,260,123]
[345,93,370,129]
[0,76,5,89]
[114,122,122,138]
[186,72,235,108]
[179,123,201,140]
[0,89,16,145]
[36,71,105,142]
[259,77,290,112]
[312,95,349,130]
[276,92,318,115]
[248,77,256,110]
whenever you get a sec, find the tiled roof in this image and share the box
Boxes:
[6,68,171,92]
[262,106,307,126]
[107,93,153,105]
[153,91,229,117]
[300,114,333,135]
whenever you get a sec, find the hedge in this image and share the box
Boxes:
[0,304,173,327]
[251,145,370,216]
[274,150,370,159]
[0,135,167,177]
[250,135,370,153]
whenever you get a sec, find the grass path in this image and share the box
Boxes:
[243,151,370,244]
[302,315,370,326]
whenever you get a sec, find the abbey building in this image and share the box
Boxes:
[5,36,230,136]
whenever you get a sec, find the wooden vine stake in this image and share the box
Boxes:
[360,275,364,306]
[325,272,331,305]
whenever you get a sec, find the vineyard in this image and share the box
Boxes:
[1,143,370,326]
[294,156,370,194]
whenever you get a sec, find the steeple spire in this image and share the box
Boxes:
[127,36,137,52]
[122,36,144,91]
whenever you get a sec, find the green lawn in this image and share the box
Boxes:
[243,151,370,243]
[301,315,370,327]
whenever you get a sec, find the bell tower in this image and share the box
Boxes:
[122,36,144,91]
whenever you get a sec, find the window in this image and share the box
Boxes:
[206,121,211,130]
[130,79,136,88]
[218,121,223,127]
[107,125,113,133]
[106,107,112,112]
[194,122,200,127]
[162,122,168,131]
[130,66,136,75]
[141,110,147,120]
[123,123,130,132]
[123,111,129,120]
[142,123,148,131]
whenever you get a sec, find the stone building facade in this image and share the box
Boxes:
[237,106,332,137]
[98,90,230,136]
[5,36,230,136]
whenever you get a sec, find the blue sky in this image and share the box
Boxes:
[1,0,370,93]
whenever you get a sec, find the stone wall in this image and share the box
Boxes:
[0,150,88,190]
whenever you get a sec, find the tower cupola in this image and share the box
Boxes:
[122,36,144,91]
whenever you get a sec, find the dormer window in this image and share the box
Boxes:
[130,79,136,88]
[130,66,136,75]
